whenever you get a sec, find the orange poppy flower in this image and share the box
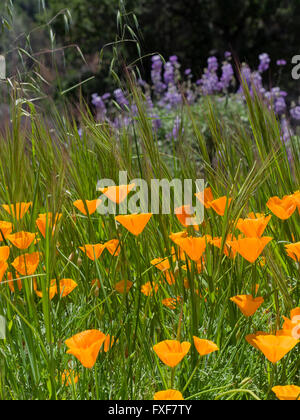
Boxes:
[103,334,116,352]
[141,281,159,296]
[151,257,170,272]
[0,246,10,262]
[236,215,271,238]
[0,262,8,283]
[35,279,57,300]
[6,231,36,250]
[211,237,236,258]
[175,236,208,261]
[6,272,22,292]
[12,252,40,275]
[292,191,300,215]
[65,330,106,369]
[154,390,184,400]
[195,187,214,209]
[281,308,300,339]
[226,237,273,263]
[285,242,300,262]
[79,244,106,261]
[230,295,264,317]
[209,196,232,216]
[58,279,78,297]
[104,239,121,256]
[2,202,32,220]
[36,213,62,238]
[266,196,296,220]
[193,337,219,356]
[272,385,300,401]
[99,184,135,204]
[174,205,199,230]
[0,221,13,241]
[153,340,191,367]
[245,331,269,350]
[162,296,182,309]
[61,370,79,387]
[114,279,133,294]
[73,199,100,216]
[248,335,299,363]
[115,213,152,236]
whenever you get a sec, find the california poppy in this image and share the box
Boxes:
[248,334,299,363]
[211,236,236,258]
[2,202,32,220]
[61,370,79,387]
[99,184,135,204]
[209,196,232,216]
[175,236,208,261]
[226,237,272,263]
[73,199,100,216]
[266,196,296,220]
[162,297,181,310]
[272,385,300,400]
[12,252,40,275]
[0,221,13,241]
[175,205,199,230]
[7,231,36,250]
[35,279,57,300]
[236,215,271,238]
[6,272,22,292]
[58,279,78,298]
[141,281,159,296]
[0,246,10,262]
[151,258,170,272]
[0,262,8,283]
[153,340,191,367]
[291,191,300,215]
[36,213,62,238]
[79,244,106,261]
[230,295,264,317]
[154,390,184,400]
[193,336,219,356]
[285,242,300,262]
[104,239,121,256]
[65,330,106,369]
[103,334,116,352]
[115,213,152,236]
[245,331,269,350]
[114,279,133,294]
[195,187,214,209]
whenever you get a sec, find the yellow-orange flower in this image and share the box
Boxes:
[141,281,159,296]
[280,308,300,339]
[248,334,299,363]
[291,191,300,215]
[103,334,116,352]
[115,213,152,236]
[99,184,135,204]
[79,244,106,260]
[285,242,300,262]
[0,246,10,262]
[58,279,78,298]
[266,196,296,220]
[2,202,32,220]
[114,279,133,294]
[12,252,40,275]
[193,336,219,356]
[230,295,264,317]
[226,237,272,263]
[175,236,209,261]
[153,340,191,367]
[0,262,8,283]
[236,215,271,238]
[35,279,57,300]
[0,221,13,241]
[272,385,300,401]
[61,370,79,387]
[104,239,121,256]
[195,187,214,209]
[65,330,106,368]
[209,196,232,216]
[7,231,36,250]
[154,390,184,400]
[162,297,181,309]
[73,199,100,215]
[175,205,199,230]
[36,213,62,238]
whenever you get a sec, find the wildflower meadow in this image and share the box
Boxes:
[0,0,299,403]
